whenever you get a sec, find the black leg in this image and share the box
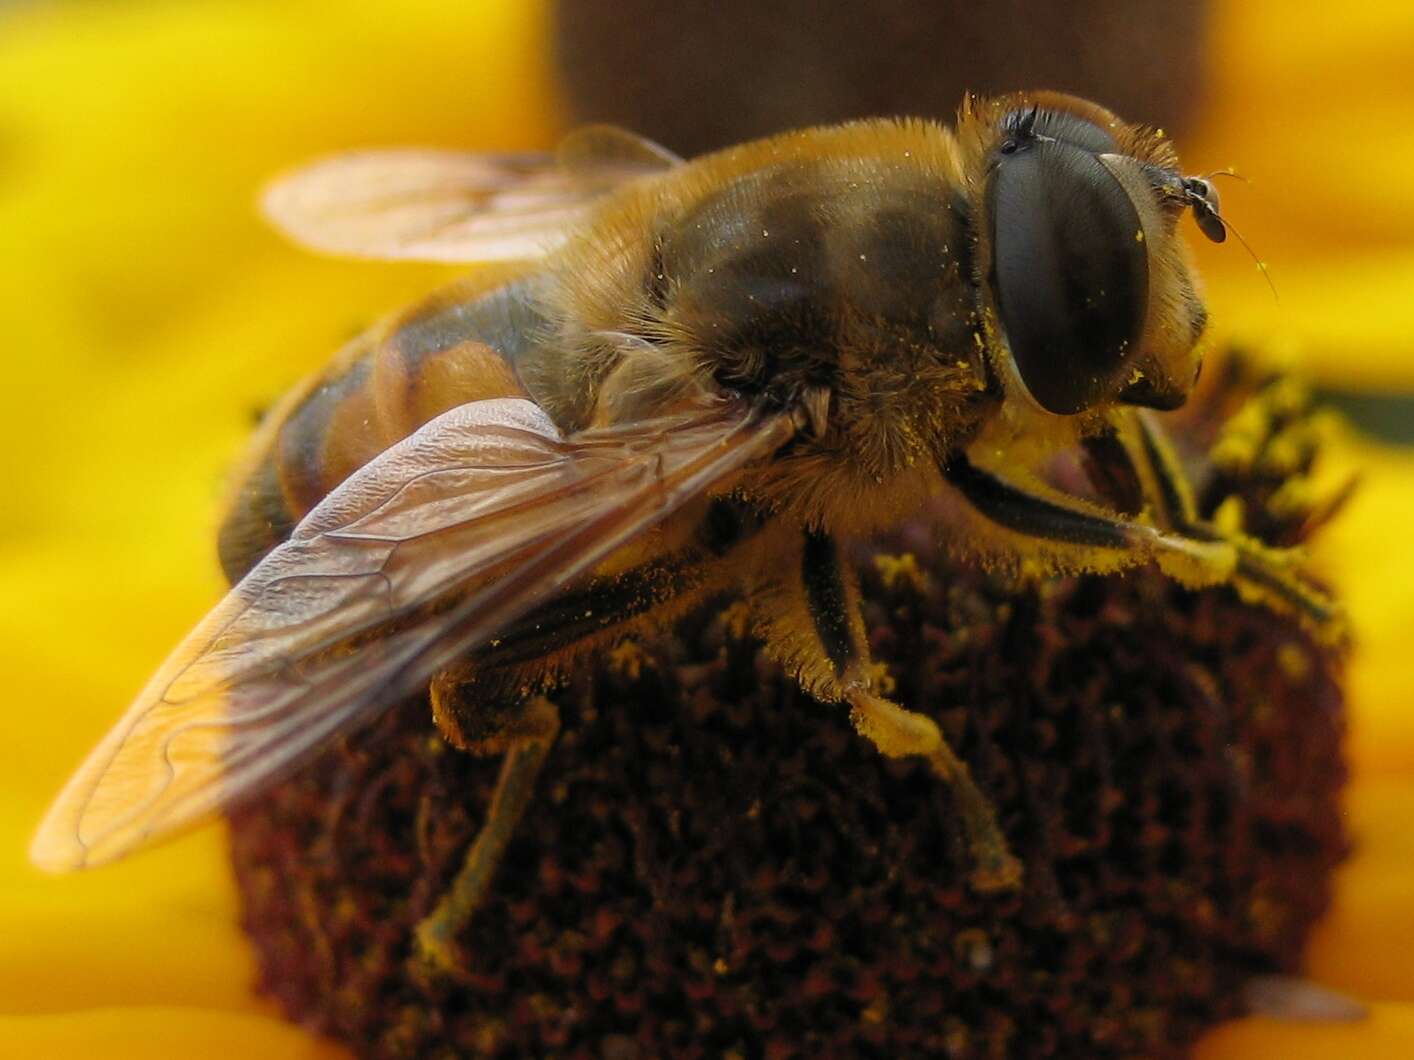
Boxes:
[801,527,858,677]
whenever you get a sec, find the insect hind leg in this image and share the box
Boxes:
[414,681,560,978]
[411,541,727,976]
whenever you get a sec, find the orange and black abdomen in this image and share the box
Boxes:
[217,271,554,584]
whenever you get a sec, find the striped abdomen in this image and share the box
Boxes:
[217,271,554,584]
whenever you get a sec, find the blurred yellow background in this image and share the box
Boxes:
[1,1,1412,1056]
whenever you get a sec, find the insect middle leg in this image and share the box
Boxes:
[748,524,1023,892]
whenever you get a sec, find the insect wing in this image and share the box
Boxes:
[555,124,683,173]
[262,136,676,263]
[31,396,795,871]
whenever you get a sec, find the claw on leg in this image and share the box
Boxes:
[849,689,1022,892]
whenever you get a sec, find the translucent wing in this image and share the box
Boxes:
[262,127,681,263]
[32,394,794,871]
[555,124,683,172]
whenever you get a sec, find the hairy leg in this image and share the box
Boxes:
[947,428,1343,641]
[748,524,1022,891]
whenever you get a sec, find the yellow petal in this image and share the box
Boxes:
[1195,1002,1414,1060]
[0,895,254,1018]
[1193,252,1414,393]
[1304,775,1414,1001]
[0,2,558,1050]
[1311,435,1414,775]
[1181,0,1414,390]
[0,830,256,1016]
[1193,1,1414,250]
[0,1005,350,1060]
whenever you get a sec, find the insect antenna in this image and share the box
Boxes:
[1186,171,1278,303]
[1215,211,1279,304]
[1201,167,1249,185]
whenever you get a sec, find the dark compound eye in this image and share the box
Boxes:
[988,134,1149,415]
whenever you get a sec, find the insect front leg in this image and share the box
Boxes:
[749,524,1022,892]
[943,435,1345,642]
[1095,409,1345,640]
[1132,407,1344,637]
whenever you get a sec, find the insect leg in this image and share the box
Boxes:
[749,525,1022,892]
[441,495,776,702]
[943,444,1344,641]
[413,500,776,973]
[414,694,559,976]
[411,564,714,976]
[1125,409,1344,639]
[849,690,1023,891]
[1124,409,1202,528]
[945,448,1237,574]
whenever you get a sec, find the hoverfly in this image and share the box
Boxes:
[32,92,1339,972]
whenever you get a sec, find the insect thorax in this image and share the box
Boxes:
[547,154,996,481]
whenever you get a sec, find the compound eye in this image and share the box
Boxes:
[988,141,1149,414]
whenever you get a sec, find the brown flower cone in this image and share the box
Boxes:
[230,361,1348,1059]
